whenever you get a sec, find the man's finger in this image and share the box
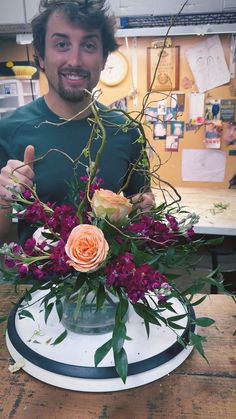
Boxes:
[23,145,35,169]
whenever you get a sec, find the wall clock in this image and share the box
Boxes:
[100,51,128,86]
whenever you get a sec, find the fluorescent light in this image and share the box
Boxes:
[16,33,33,45]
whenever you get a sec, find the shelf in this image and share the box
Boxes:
[0,78,40,113]
[0,107,17,112]
[23,93,38,97]
[0,93,18,97]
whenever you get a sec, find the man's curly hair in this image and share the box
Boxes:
[31,0,119,69]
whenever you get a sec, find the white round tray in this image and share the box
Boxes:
[6,290,195,392]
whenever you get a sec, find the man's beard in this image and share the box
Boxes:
[57,83,87,103]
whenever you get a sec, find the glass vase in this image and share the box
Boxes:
[61,290,118,335]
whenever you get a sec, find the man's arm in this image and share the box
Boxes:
[0,145,35,242]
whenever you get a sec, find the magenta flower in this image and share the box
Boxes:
[166,214,179,231]
[105,253,171,304]
[127,215,176,248]
[186,227,195,241]
[18,264,29,278]
[22,189,33,200]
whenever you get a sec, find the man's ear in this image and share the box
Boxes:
[38,55,45,71]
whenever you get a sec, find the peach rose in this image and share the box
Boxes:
[91,189,132,223]
[65,224,109,272]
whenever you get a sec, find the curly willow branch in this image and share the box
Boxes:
[11,2,189,216]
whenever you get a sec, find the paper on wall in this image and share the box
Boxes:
[185,35,230,92]
[205,120,222,149]
[181,149,226,182]
[189,92,205,124]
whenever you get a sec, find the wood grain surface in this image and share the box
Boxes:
[0,285,235,419]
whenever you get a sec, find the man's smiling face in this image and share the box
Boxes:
[39,11,106,104]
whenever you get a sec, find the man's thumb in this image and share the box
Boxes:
[23,145,35,169]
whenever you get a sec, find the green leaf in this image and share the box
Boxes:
[114,348,128,383]
[125,335,132,341]
[131,244,162,267]
[116,299,129,322]
[131,242,145,265]
[72,284,87,321]
[133,303,161,326]
[96,285,106,310]
[193,317,215,327]
[112,321,127,353]
[44,302,54,324]
[74,274,87,293]
[19,309,35,321]
[94,339,112,366]
[182,280,206,296]
[206,237,224,246]
[189,295,207,306]
[23,290,33,303]
[165,247,175,264]
[167,314,187,322]
[144,318,150,337]
[177,335,187,348]
[41,231,56,241]
[0,315,8,323]
[145,253,162,266]
[51,329,68,346]
[167,321,186,330]
[41,290,55,308]
[56,299,63,321]
[189,332,208,363]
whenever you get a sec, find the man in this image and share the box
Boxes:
[0,0,154,244]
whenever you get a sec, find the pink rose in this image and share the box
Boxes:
[91,189,132,223]
[65,224,109,272]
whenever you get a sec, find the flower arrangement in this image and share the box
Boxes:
[1,70,232,383]
[0,143,226,382]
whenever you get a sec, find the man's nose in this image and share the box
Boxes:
[67,46,83,66]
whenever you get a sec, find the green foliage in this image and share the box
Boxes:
[0,315,8,324]
[44,302,54,324]
[51,329,68,346]
[193,317,215,327]
[94,339,112,367]
[114,348,128,384]
[56,299,63,321]
[96,284,106,310]
[189,332,208,363]
[19,309,35,321]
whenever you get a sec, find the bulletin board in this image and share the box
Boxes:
[0,35,235,189]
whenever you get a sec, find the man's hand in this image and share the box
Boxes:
[131,191,155,211]
[0,145,35,203]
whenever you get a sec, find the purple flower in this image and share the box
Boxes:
[18,264,29,277]
[166,214,179,231]
[31,266,45,280]
[127,215,175,249]
[105,253,171,304]
[186,227,195,241]
[4,257,16,268]
[50,241,71,275]
[22,189,33,200]
[9,243,22,255]
[24,238,36,255]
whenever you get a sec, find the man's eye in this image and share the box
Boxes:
[55,41,69,49]
[83,42,96,52]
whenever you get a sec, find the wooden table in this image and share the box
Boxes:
[154,187,236,236]
[0,285,235,419]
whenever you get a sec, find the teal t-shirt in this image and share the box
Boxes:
[0,98,149,241]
